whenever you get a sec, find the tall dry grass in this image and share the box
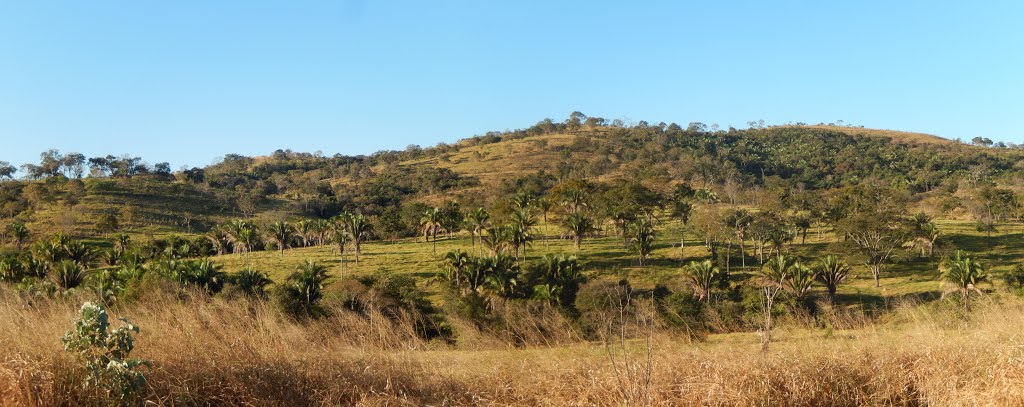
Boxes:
[2,288,1024,406]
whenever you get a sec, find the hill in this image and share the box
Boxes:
[1,117,1022,241]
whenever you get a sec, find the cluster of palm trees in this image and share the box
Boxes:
[438,251,584,306]
[206,212,373,267]
[681,254,853,306]
[0,233,94,291]
[423,195,542,260]
[414,187,669,269]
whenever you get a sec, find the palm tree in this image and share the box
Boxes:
[535,197,553,225]
[533,254,583,288]
[233,266,272,297]
[508,223,533,260]
[64,241,94,267]
[266,221,294,255]
[295,219,314,247]
[561,189,587,214]
[683,260,719,303]
[482,254,519,303]
[561,212,594,252]
[344,213,372,263]
[510,208,537,258]
[480,225,510,255]
[726,209,753,269]
[465,207,490,255]
[9,222,29,251]
[288,260,330,313]
[225,219,257,255]
[113,233,131,256]
[512,191,532,211]
[629,218,656,266]
[51,259,86,290]
[237,227,257,257]
[421,207,443,256]
[815,255,850,304]
[907,222,940,258]
[331,221,350,277]
[785,263,816,303]
[0,257,23,282]
[180,259,227,294]
[440,250,472,291]
[941,250,987,312]
[317,218,333,246]
[529,254,581,305]
[205,226,230,256]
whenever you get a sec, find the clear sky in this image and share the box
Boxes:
[2,1,1022,169]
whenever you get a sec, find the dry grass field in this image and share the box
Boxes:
[2,287,1024,406]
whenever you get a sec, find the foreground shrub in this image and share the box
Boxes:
[62,302,150,401]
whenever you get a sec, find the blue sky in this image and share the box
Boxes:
[2,1,1022,169]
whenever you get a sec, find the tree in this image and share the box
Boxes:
[629,218,655,266]
[560,188,588,214]
[561,212,594,252]
[439,250,472,292]
[784,263,816,303]
[839,211,908,287]
[510,207,537,258]
[535,197,553,225]
[724,209,753,269]
[670,194,694,261]
[907,216,940,258]
[331,221,350,277]
[792,211,812,245]
[205,226,230,256]
[225,219,258,256]
[529,254,584,305]
[233,267,272,297]
[295,219,313,247]
[62,152,86,178]
[465,207,490,255]
[8,222,29,250]
[815,255,850,304]
[508,223,533,260]
[52,259,87,290]
[512,191,532,211]
[0,161,15,180]
[421,207,443,256]
[344,213,372,263]
[683,260,719,303]
[758,254,794,350]
[284,261,330,315]
[482,254,520,302]
[940,250,987,312]
[266,221,294,255]
[480,225,510,255]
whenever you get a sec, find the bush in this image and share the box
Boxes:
[274,261,330,318]
[1004,264,1024,296]
[574,279,633,338]
[62,302,150,401]
[652,284,706,338]
[232,267,272,297]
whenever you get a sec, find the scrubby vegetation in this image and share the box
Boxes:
[1,114,1023,404]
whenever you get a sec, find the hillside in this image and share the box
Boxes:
[1,120,1021,241]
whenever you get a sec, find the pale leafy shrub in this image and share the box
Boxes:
[62,302,150,400]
